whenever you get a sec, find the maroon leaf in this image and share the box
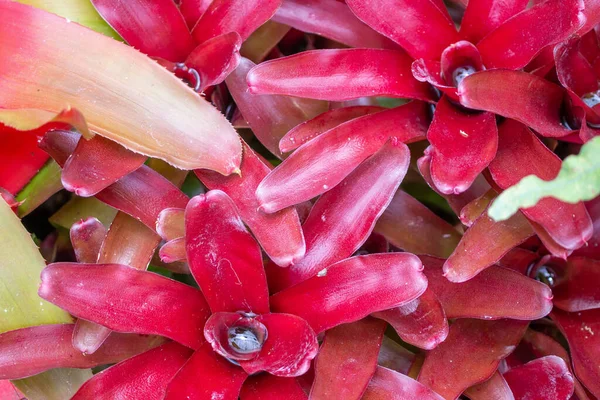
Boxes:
[458,70,572,138]
[165,342,248,400]
[310,318,386,400]
[247,49,436,102]
[179,0,212,28]
[418,319,528,400]
[273,0,397,49]
[196,141,306,267]
[270,253,427,333]
[423,256,553,320]
[239,313,319,377]
[91,0,195,61]
[0,324,162,379]
[458,189,496,227]
[71,341,193,400]
[503,356,574,400]
[266,139,411,290]
[191,0,282,44]
[488,119,592,250]
[346,0,459,60]
[240,375,307,400]
[476,0,585,70]
[256,102,427,214]
[185,191,269,314]
[464,372,515,400]
[375,190,461,258]
[373,288,448,350]
[39,263,210,349]
[427,95,498,195]
[363,366,444,400]
[553,257,600,312]
[460,0,528,43]
[70,217,106,264]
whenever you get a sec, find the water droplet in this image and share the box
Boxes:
[323,184,329,190]
[582,90,600,108]
[227,326,263,355]
[452,66,477,87]
[534,265,557,287]
[317,268,327,277]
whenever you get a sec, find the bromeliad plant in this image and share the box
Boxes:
[2,0,600,399]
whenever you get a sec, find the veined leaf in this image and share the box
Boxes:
[489,136,600,221]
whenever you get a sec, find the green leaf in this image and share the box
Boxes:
[0,198,92,398]
[16,160,63,218]
[489,136,600,221]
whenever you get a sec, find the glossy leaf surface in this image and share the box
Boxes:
[553,257,600,311]
[70,217,106,264]
[459,0,528,43]
[464,372,514,400]
[503,356,574,400]
[363,367,444,400]
[240,375,307,400]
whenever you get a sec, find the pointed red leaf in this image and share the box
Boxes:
[159,238,186,263]
[424,256,553,320]
[443,208,534,282]
[70,217,107,264]
[460,0,528,43]
[477,0,585,69]
[363,367,444,400]
[552,309,600,397]
[62,135,146,197]
[373,288,449,350]
[240,375,307,400]
[165,342,248,400]
[310,318,386,400]
[72,341,193,400]
[39,263,210,349]
[504,356,574,400]
[196,142,306,266]
[489,119,592,250]
[185,191,269,314]
[375,190,461,258]
[0,126,48,194]
[239,313,318,377]
[427,96,498,194]
[226,58,326,159]
[180,0,212,28]
[464,372,515,400]
[418,319,528,400]
[271,253,427,333]
[553,257,600,312]
[256,102,427,214]
[0,324,162,379]
[90,0,194,61]
[156,208,185,241]
[346,0,459,60]
[458,70,572,138]
[280,105,385,153]
[185,32,242,92]
[191,0,282,44]
[247,49,436,102]
[273,0,397,49]
[266,139,411,290]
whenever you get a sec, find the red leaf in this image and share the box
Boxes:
[280,105,385,153]
[440,41,485,89]
[256,102,427,213]
[196,141,306,267]
[185,191,269,314]
[62,135,146,197]
[345,0,459,60]
[273,0,397,49]
[159,237,186,263]
[503,356,574,400]
[165,342,248,400]
[553,257,600,312]
[363,366,444,400]
[373,288,449,350]
[266,139,411,290]
[239,313,319,377]
[424,256,553,320]
[70,217,106,264]
[489,119,592,250]
[0,324,162,379]
[310,318,386,400]
[460,0,528,43]
[418,319,528,400]
[375,190,461,258]
[427,96,498,195]
[191,0,282,43]
[247,49,435,102]
[476,0,585,70]
[270,253,427,333]
[464,372,515,400]
[240,375,307,400]
[90,0,194,61]
[0,380,21,400]
[71,341,193,400]
[179,0,212,29]
[0,126,48,194]
[458,70,572,138]
[39,263,210,349]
